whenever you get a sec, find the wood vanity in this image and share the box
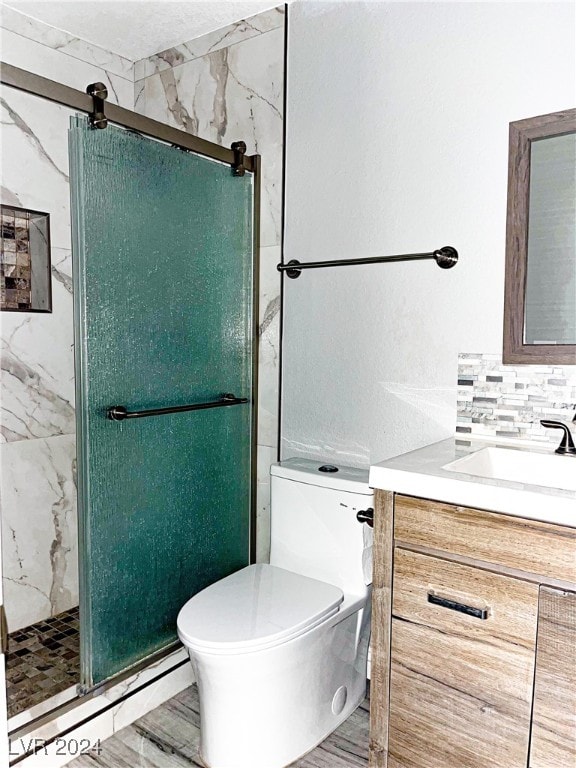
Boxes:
[369,491,576,768]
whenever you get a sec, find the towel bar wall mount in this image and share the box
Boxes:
[277,245,458,279]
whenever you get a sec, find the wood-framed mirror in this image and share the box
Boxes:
[503,108,576,365]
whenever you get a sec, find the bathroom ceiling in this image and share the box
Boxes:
[4,0,279,60]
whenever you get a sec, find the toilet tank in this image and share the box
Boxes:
[269,458,374,597]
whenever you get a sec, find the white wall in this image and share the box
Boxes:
[281,0,575,467]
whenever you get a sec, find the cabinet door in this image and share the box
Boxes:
[388,549,539,768]
[530,587,576,768]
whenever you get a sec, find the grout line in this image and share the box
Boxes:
[1,26,135,84]
[133,20,285,85]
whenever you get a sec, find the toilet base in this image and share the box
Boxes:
[188,598,370,768]
[198,696,366,768]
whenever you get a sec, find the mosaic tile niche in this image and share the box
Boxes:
[0,205,51,312]
[456,353,576,446]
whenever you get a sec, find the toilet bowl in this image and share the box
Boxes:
[177,458,373,768]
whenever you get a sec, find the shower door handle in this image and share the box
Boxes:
[107,393,248,421]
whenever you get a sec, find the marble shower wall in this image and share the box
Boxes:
[1,5,284,633]
[134,7,285,562]
[0,9,135,631]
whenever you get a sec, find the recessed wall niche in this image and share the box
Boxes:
[1,204,51,312]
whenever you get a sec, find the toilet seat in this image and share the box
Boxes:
[177,563,343,654]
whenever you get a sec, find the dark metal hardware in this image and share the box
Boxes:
[356,508,374,527]
[107,393,248,422]
[231,141,247,176]
[318,464,339,473]
[0,604,8,654]
[0,63,258,171]
[540,420,576,455]
[86,82,108,129]
[427,593,488,620]
[277,246,458,279]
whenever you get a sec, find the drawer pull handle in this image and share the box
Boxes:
[427,593,488,620]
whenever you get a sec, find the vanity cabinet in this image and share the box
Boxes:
[369,491,576,768]
[530,588,576,768]
[389,549,538,768]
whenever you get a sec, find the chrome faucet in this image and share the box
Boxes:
[540,419,576,455]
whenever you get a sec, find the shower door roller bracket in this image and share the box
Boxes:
[231,141,247,176]
[86,82,108,129]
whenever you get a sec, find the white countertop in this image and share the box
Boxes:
[369,438,576,528]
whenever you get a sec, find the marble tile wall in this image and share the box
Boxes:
[456,353,576,445]
[0,6,134,103]
[1,5,284,635]
[133,8,285,81]
[0,9,135,632]
[133,6,285,562]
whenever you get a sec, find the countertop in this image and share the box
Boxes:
[369,437,576,528]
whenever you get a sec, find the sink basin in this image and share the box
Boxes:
[443,447,576,491]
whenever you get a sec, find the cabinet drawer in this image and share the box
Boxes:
[394,495,576,582]
[388,549,539,768]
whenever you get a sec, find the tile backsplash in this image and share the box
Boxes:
[457,353,576,446]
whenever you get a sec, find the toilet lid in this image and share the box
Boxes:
[177,564,343,653]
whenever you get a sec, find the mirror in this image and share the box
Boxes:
[503,108,576,364]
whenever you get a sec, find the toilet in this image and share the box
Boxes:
[177,458,374,768]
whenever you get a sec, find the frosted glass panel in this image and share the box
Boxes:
[525,132,576,345]
[69,116,253,686]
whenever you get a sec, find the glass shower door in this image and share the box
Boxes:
[69,116,254,687]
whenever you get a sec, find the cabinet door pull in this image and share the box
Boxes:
[427,592,488,620]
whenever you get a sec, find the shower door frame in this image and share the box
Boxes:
[0,529,7,765]
[0,59,260,686]
[0,63,260,173]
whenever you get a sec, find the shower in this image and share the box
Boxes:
[0,62,259,744]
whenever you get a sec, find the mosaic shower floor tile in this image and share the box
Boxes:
[6,606,79,718]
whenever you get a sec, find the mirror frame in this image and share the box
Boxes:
[503,107,576,365]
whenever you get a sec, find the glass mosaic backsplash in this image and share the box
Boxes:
[457,353,576,446]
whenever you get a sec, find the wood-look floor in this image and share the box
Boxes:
[70,684,369,767]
